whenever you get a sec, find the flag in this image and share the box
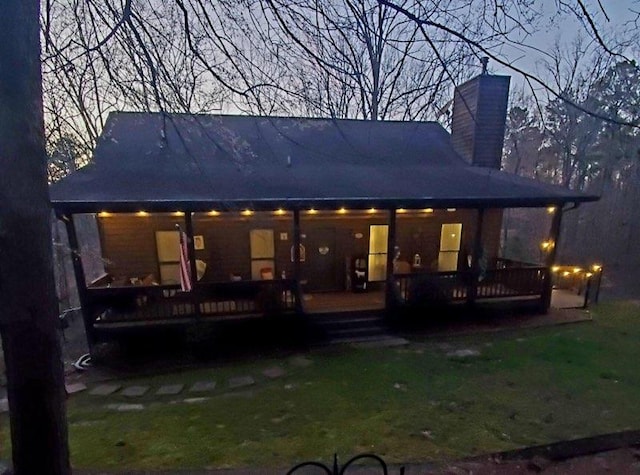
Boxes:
[179,231,192,292]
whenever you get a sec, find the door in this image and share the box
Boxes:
[304,227,338,291]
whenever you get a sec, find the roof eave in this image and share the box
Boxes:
[51,194,600,215]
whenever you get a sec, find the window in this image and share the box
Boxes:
[438,223,462,272]
[368,225,389,281]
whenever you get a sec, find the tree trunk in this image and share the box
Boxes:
[0,1,71,473]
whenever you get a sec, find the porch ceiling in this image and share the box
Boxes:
[50,113,598,213]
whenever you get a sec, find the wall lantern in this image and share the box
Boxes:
[547,206,556,214]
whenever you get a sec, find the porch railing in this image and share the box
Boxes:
[393,266,547,306]
[87,279,299,325]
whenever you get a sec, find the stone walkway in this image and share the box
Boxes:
[50,358,312,413]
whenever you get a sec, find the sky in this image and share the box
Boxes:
[489,1,638,90]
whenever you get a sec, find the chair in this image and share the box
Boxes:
[394,260,411,274]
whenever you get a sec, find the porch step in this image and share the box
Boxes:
[329,335,409,347]
[310,311,396,343]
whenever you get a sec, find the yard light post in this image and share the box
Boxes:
[592,264,603,303]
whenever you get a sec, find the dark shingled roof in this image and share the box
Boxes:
[50,112,598,212]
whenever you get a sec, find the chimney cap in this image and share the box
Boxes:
[480,57,489,74]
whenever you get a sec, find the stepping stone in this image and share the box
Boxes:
[190,381,216,393]
[65,382,88,395]
[446,349,480,358]
[120,385,149,397]
[89,384,121,396]
[352,337,410,349]
[183,397,209,404]
[262,366,287,379]
[290,356,313,368]
[222,390,254,399]
[105,403,144,412]
[156,384,184,396]
[0,398,8,413]
[228,375,255,389]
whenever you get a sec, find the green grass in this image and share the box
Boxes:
[5,301,640,470]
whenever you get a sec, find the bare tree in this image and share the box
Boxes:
[253,0,474,120]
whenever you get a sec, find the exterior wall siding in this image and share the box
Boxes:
[96,209,503,286]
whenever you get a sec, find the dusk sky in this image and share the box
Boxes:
[491,2,637,91]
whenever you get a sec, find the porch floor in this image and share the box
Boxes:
[302,290,385,314]
[551,288,586,309]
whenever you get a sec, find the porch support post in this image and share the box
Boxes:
[292,210,303,314]
[541,206,563,311]
[184,211,201,318]
[385,209,397,311]
[60,213,96,348]
[468,207,485,306]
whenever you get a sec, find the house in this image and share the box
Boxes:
[50,73,598,347]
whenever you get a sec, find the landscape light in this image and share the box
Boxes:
[540,240,553,250]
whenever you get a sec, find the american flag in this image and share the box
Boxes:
[179,231,192,292]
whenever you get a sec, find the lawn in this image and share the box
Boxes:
[5,301,640,470]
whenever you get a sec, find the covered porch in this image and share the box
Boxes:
[58,202,567,346]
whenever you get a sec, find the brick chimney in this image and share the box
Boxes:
[450,71,510,169]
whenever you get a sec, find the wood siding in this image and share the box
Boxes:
[396,209,502,271]
[96,210,503,285]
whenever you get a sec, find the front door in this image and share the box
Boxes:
[305,227,338,292]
